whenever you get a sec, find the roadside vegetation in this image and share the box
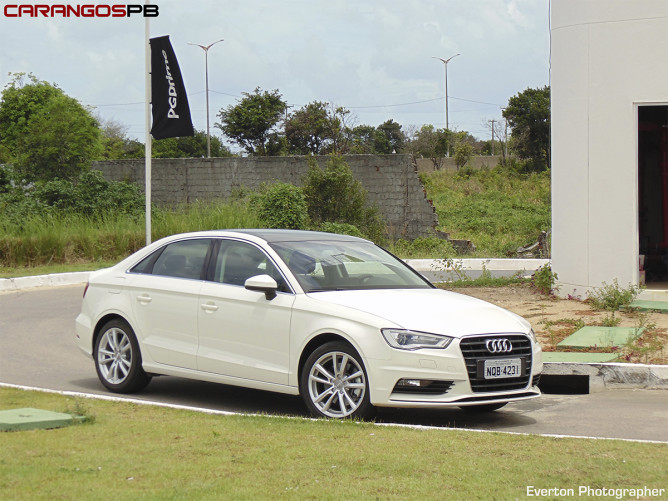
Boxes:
[1,387,666,500]
[421,164,551,257]
[0,72,552,275]
[0,162,551,273]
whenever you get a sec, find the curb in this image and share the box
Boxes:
[2,269,666,391]
[542,362,668,391]
[0,271,90,292]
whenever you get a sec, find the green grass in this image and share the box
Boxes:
[0,167,551,273]
[421,167,551,257]
[1,388,666,500]
[0,201,261,268]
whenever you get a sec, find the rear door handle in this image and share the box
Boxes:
[201,302,219,312]
[137,294,152,304]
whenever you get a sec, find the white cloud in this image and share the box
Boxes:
[0,0,549,138]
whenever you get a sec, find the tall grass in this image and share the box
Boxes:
[421,167,551,256]
[1,168,552,269]
[0,201,260,268]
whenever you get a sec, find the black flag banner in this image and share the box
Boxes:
[150,35,194,139]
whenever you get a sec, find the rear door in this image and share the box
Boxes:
[128,238,212,369]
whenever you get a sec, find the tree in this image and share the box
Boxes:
[216,87,286,155]
[345,125,376,154]
[454,141,473,169]
[0,73,101,183]
[98,117,144,160]
[502,86,550,170]
[285,101,341,155]
[374,119,405,154]
[408,125,449,169]
[152,130,232,158]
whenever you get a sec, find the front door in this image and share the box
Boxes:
[197,240,294,385]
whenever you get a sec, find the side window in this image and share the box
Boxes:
[132,239,211,280]
[213,240,289,292]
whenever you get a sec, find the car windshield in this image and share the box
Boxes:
[270,240,433,292]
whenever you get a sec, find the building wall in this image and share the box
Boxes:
[550,0,668,297]
[93,154,439,240]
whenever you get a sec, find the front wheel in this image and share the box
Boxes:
[94,319,151,393]
[300,342,374,419]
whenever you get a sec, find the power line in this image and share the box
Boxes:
[86,92,504,111]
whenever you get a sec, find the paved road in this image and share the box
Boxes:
[1,285,667,443]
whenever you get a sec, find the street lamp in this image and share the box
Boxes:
[189,38,224,158]
[432,53,460,132]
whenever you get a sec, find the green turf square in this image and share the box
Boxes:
[0,408,83,431]
[628,300,668,313]
[557,326,643,349]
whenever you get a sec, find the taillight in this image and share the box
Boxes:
[83,282,89,298]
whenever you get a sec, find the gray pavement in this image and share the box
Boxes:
[1,283,667,442]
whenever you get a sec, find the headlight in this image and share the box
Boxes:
[381,329,453,351]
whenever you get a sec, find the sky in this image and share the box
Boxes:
[0,0,551,144]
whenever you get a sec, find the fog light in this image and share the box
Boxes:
[392,379,455,395]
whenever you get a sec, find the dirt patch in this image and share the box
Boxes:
[440,283,668,365]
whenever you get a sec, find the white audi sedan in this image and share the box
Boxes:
[75,229,542,419]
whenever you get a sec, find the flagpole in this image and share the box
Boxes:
[144,0,152,245]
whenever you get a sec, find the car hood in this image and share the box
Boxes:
[307,288,530,337]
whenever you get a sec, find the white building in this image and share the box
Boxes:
[550,0,668,298]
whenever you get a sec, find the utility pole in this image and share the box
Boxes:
[489,119,496,156]
[432,54,460,157]
[500,107,508,160]
[189,38,224,158]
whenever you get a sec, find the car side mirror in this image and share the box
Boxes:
[244,274,279,300]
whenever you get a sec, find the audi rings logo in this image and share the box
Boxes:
[486,338,513,353]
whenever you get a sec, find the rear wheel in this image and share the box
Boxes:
[94,319,151,393]
[300,342,374,419]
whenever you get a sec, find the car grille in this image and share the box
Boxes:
[459,334,533,393]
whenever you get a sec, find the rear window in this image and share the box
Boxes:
[130,239,211,280]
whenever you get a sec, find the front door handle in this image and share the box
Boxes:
[201,302,219,312]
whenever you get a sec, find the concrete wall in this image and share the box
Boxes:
[415,156,504,173]
[93,154,439,240]
[550,0,668,297]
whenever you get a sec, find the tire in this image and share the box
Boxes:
[300,341,374,419]
[94,318,151,393]
[460,402,508,412]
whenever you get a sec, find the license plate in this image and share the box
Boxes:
[484,358,522,379]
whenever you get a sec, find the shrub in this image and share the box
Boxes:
[317,222,364,238]
[31,170,144,217]
[587,279,639,311]
[251,182,309,230]
[302,154,386,242]
[389,236,456,259]
[0,164,12,193]
[532,264,558,295]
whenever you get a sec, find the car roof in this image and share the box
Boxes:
[224,229,370,244]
